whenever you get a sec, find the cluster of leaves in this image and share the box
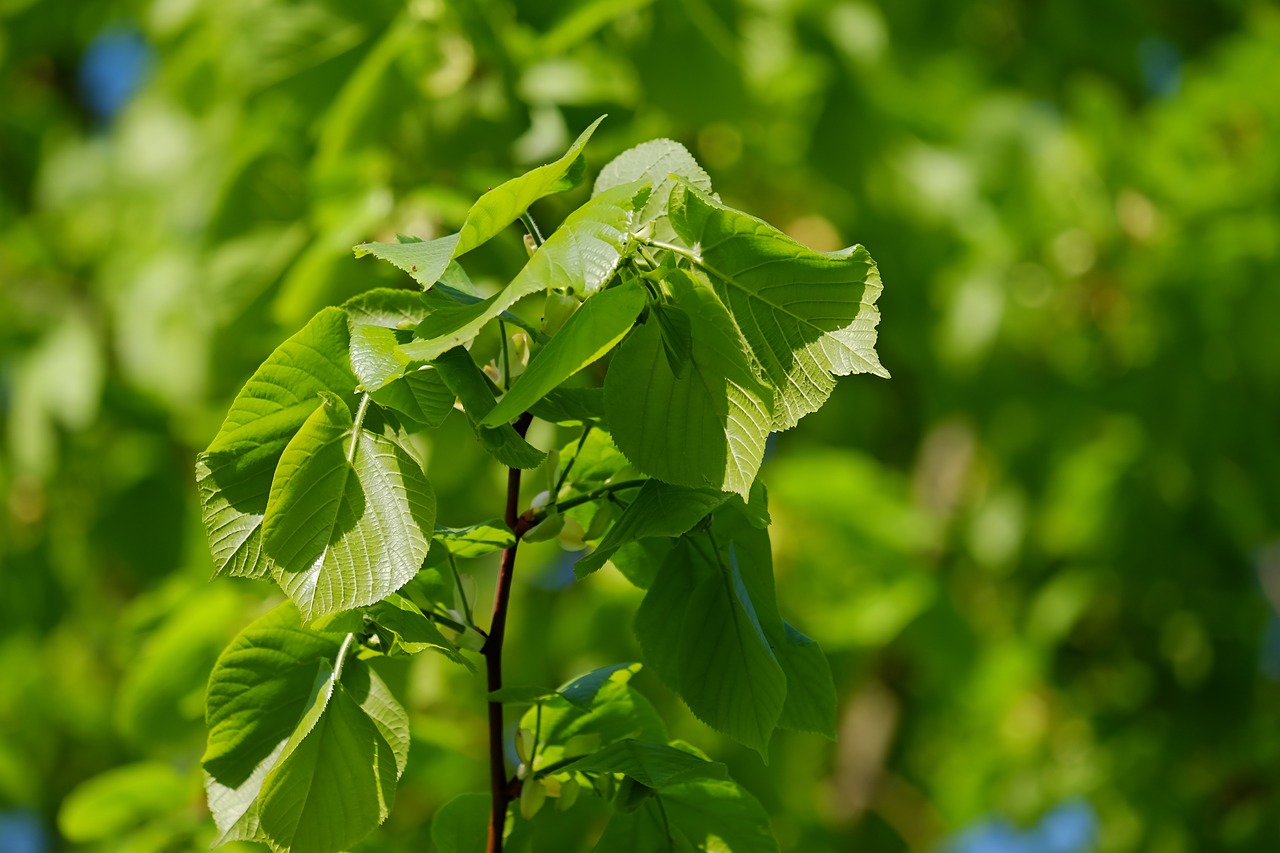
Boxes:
[194,120,885,851]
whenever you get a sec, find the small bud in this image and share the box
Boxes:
[530,491,552,511]
[557,777,580,811]
[520,778,547,820]
[515,727,534,765]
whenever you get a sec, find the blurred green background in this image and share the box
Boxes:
[3,0,1280,851]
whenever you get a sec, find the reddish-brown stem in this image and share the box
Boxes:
[483,412,533,853]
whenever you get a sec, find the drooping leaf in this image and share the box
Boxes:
[605,270,772,497]
[563,740,727,789]
[198,308,359,580]
[454,115,605,257]
[528,386,605,425]
[481,280,646,427]
[203,603,344,787]
[594,138,713,239]
[263,393,437,621]
[773,622,837,738]
[257,667,400,853]
[341,662,412,776]
[575,480,727,577]
[433,519,517,558]
[635,539,786,758]
[668,181,888,430]
[432,347,546,469]
[352,233,461,290]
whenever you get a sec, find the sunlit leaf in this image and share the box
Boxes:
[575,481,726,577]
[263,393,436,621]
[605,269,772,497]
[669,181,888,429]
[481,280,646,427]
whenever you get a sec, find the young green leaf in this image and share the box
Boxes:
[594,138,713,240]
[400,181,649,363]
[455,116,605,257]
[367,593,470,666]
[342,287,435,328]
[371,367,455,429]
[668,181,888,430]
[575,481,727,577]
[263,393,437,621]
[481,280,646,427]
[350,323,408,393]
[605,270,772,497]
[433,519,517,558]
[353,233,461,290]
[432,347,547,469]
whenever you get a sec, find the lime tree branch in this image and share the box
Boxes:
[482,411,534,853]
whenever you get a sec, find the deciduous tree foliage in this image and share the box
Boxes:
[195,123,885,852]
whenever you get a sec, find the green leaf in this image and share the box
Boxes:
[715,510,836,738]
[455,116,605,257]
[257,667,400,853]
[263,393,437,621]
[203,603,343,787]
[434,519,517,558]
[341,662,412,776]
[563,740,727,789]
[575,480,727,577]
[594,138,713,240]
[528,386,605,425]
[605,269,772,497]
[371,367,455,429]
[635,539,786,758]
[557,662,639,711]
[342,287,434,328]
[205,307,357,460]
[659,779,779,853]
[350,323,408,392]
[481,281,646,427]
[59,762,188,842]
[353,233,461,289]
[400,181,647,363]
[431,792,491,853]
[669,181,888,430]
[368,594,470,666]
[433,347,547,469]
[198,308,359,580]
[521,664,666,768]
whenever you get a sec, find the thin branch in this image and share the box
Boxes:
[552,424,593,500]
[641,238,701,265]
[483,412,534,853]
[551,478,648,516]
[445,549,484,636]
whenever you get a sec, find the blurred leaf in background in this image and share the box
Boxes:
[2,0,1280,851]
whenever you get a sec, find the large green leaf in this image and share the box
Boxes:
[257,665,400,853]
[371,368,455,429]
[203,603,344,787]
[263,393,436,621]
[367,593,469,666]
[605,270,772,497]
[668,181,888,430]
[575,480,726,577]
[635,539,786,758]
[432,347,546,469]
[481,280,646,427]
[342,287,435,328]
[594,138,713,240]
[455,116,605,256]
[399,181,648,363]
[198,308,358,579]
